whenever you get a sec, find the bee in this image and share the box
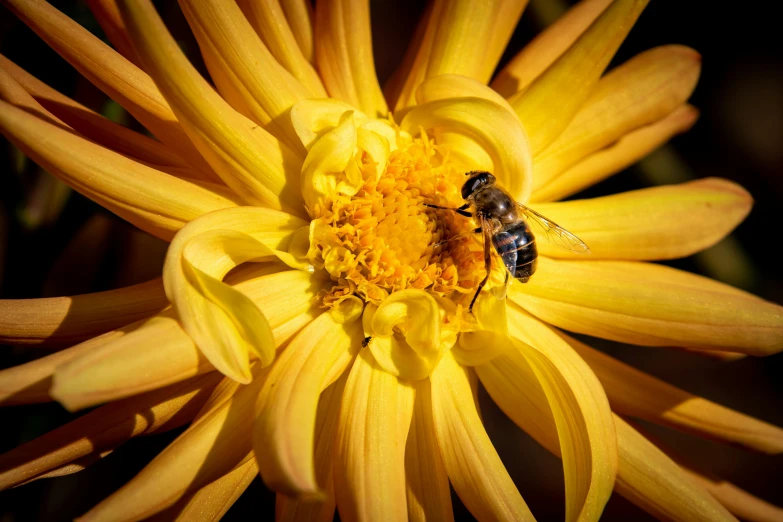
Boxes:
[426,171,589,312]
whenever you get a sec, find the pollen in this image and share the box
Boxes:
[309,135,486,307]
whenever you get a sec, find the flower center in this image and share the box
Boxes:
[309,135,486,308]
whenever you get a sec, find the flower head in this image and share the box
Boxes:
[0,0,782,521]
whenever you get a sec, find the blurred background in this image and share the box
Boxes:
[1,0,781,520]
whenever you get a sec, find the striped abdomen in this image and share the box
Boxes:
[491,221,538,283]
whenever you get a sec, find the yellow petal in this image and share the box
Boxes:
[118,0,306,215]
[236,0,326,98]
[531,178,752,260]
[509,0,649,154]
[333,349,414,522]
[492,0,612,97]
[290,99,366,150]
[510,258,783,355]
[86,0,144,67]
[52,269,324,410]
[0,100,237,241]
[0,373,220,490]
[401,97,533,202]
[477,351,736,522]
[680,466,783,522]
[532,45,701,193]
[505,305,617,522]
[384,2,434,112]
[5,0,214,175]
[81,369,268,522]
[163,207,309,382]
[0,54,198,174]
[0,62,65,127]
[429,351,535,522]
[530,104,699,202]
[561,331,783,454]
[300,112,361,213]
[453,292,511,367]
[0,278,165,346]
[179,0,311,150]
[154,457,258,522]
[393,0,521,111]
[274,370,347,522]
[279,0,315,63]
[254,312,361,496]
[314,0,388,116]
[406,378,454,522]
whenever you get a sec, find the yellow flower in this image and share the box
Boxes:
[0,0,782,521]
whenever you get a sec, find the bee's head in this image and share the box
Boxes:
[461,171,496,200]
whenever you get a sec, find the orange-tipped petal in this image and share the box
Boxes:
[492,0,612,97]
[532,178,752,261]
[532,45,701,193]
[531,104,699,202]
[406,378,454,522]
[236,0,326,98]
[86,0,143,67]
[118,0,306,215]
[510,258,783,355]
[0,100,237,241]
[477,350,736,522]
[333,349,414,521]
[5,0,214,175]
[52,270,324,410]
[80,370,267,522]
[0,54,198,174]
[429,351,535,522]
[0,278,166,346]
[510,0,649,155]
[0,373,220,490]
[274,371,347,522]
[179,0,311,150]
[314,0,388,116]
[254,312,361,496]
[0,62,65,127]
[561,331,783,454]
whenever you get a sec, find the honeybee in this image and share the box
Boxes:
[426,171,589,312]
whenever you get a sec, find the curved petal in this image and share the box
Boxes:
[477,351,736,522]
[453,292,512,366]
[236,0,325,97]
[0,100,237,241]
[0,63,65,127]
[393,0,522,110]
[80,369,268,522]
[153,457,258,522]
[532,45,701,192]
[505,306,617,522]
[163,207,309,382]
[430,351,535,522]
[333,349,414,522]
[406,378,454,522]
[274,370,347,522]
[118,0,306,215]
[86,0,143,65]
[314,0,388,116]
[254,312,361,496]
[5,0,213,175]
[279,0,315,63]
[0,373,220,490]
[290,99,366,150]
[531,178,752,260]
[510,258,783,355]
[0,278,166,346]
[530,104,699,202]
[561,331,783,454]
[52,269,324,410]
[509,0,649,154]
[179,0,311,150]
[401,97,533,202]
[492,0,612,96]
[0,54,196,173]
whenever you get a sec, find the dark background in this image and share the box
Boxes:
[1,0,781,520]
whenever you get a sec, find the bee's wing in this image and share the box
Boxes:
[517,204,590,253]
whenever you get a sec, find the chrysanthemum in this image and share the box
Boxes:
[1,0,782,521]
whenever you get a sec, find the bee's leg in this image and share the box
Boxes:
[433,227,482,247]
[424,203,472,218]
[469,218,493,313]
